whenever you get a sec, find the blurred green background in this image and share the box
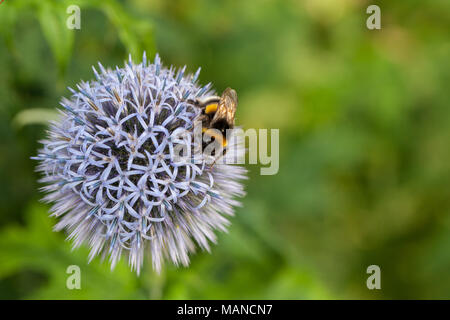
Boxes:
[0,0,449,299]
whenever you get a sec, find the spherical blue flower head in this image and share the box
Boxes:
[33,53,247,274]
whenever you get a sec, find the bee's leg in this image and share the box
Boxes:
[209,152,225,169]
[196,114,207,123]
[208,139,227,169]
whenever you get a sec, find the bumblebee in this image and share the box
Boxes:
[193,87,238,149]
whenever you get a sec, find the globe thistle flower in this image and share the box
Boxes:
[33,53,247,274]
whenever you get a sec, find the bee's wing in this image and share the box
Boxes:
[212,87,237,127]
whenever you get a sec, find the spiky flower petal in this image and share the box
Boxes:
[33,53,247,274]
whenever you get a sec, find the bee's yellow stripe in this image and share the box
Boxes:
[203,128,227,147]
[205,103,218,114]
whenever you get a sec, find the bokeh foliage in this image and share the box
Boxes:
[0,0,449,299]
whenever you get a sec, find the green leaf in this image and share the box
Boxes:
[13,108,60,127]
[100,0,155,59]
[36,1,74,75]
[0,2,18,51]
[0,204,144,299]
